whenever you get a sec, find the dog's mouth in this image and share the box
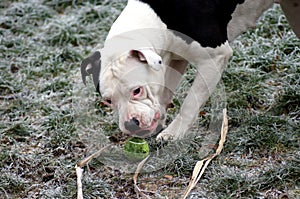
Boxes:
[125,111,164,137]
[135,123,163,137]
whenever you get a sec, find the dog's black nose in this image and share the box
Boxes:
[131,117,139,126]
[124,117,140,132]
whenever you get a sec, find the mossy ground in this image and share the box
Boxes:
[0,0,299,198]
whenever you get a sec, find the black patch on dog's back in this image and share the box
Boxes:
[139,0,244,47]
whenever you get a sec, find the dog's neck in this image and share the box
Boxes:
[106,0,167,40]
[101,0,169,70]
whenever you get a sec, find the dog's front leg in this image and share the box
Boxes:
[157,42,233,141]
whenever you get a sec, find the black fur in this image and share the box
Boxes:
[81,51,101,93]
[139,0,244,47]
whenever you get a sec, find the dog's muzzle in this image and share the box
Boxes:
[124,116,163,137]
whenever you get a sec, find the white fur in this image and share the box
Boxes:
[106,0,166,40]
[227,0,274,42]
[98,0,300,140]
[98,0,234,139]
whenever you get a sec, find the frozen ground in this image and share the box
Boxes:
[0,0,299,198]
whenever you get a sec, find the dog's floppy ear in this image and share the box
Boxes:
[81,51,101,92]
[130,49,162,71]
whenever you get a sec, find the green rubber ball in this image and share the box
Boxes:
[124,137,149,160]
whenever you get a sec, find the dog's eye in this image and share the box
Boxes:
[133,88,141,95]
[132,87,143,98]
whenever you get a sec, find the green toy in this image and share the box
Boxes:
[124,137,150,160]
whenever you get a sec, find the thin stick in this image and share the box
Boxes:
[133,155,151,199]
[75,165,84,199]
[75,144,113,199]
[181,108,228,199]
[77,144,113,168]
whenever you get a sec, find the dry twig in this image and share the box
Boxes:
[133,156,151,199]
[75,144,113,199]
[181,108,228,199]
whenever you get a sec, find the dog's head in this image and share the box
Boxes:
[81,49,172,137]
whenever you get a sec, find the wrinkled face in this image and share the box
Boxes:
[100,54,168,137]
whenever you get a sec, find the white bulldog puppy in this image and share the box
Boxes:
[81,0,300,140]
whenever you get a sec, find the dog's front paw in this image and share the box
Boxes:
[156,130,175,141]
[156,119,186,141]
